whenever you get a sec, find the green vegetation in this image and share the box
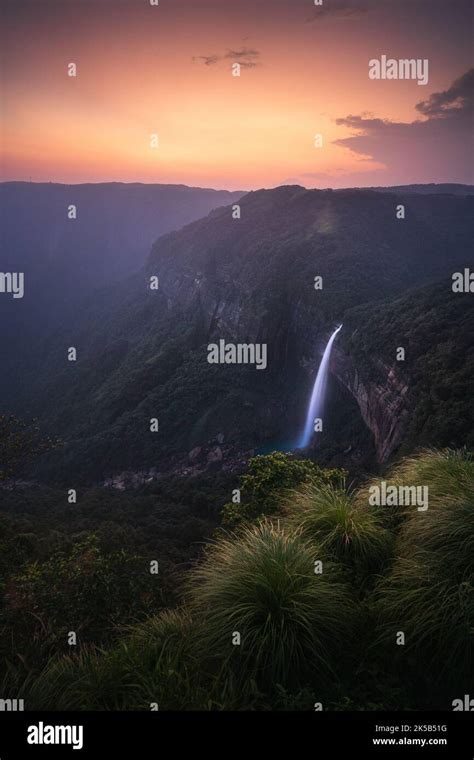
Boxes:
[1,186,472,712]
[7,189,472,484]
[2,535,167,668]
[1,448,472,710]
[340,284,474,454]
[220,451,345,527]
[187,522,355,691]
[374,450,474,690]
[0,429,228,689]
[0,415,60,481]
[284,483,393,584]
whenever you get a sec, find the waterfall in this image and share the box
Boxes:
[297,324,342,449]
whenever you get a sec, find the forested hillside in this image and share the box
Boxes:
[6,185,471,482]
[0,181,244,400]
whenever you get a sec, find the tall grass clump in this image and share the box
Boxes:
[375,449,474,698]
[389,448,474,500]
[285,482,393,582]
[11,609,200,710]
[373,447,474,520]
[187,521,356,693]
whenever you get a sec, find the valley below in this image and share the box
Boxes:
[1,181,473,712]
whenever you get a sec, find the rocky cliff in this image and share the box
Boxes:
[14,186,473,483]
[331,347,409,462]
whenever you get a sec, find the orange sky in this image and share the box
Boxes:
[1,0,472,189]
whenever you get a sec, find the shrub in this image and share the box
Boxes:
[3,534,167,662]
[285,483,393,582]
[11,609,197,711]
[220,451,346,528]
[187,521,356,692]
[375,449,474,698]
[355,447,474,532]
[386,448,474,511]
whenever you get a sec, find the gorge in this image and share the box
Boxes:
[2,183,472,483]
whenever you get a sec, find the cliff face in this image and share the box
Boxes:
[16,186,473,482]
[183,282,411,463]
[330,347,409,462]
[119,187,474,467]
[152,261,407,463]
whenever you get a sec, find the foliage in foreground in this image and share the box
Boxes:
[1,535,167,669]
[220,451,346,528]
[284,483,393,585]
[187,521,356,691]
[373,449,474,691]
[2,448,473,710]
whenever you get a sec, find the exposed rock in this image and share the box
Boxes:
[331,347,409,462]
[188,446,204,464]
[207,446,223,470]
[103,444,251,489]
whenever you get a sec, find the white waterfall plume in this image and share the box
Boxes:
[298,324,342,449]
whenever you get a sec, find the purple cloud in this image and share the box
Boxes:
[333,69,473,184]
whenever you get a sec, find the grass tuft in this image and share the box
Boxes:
[284,482,393,582]
[374,449,474,693]
[187,520,356,691]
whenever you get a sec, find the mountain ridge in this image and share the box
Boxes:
[6,184,471,483]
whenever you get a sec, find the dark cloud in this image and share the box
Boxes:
[192,55,220,66]
[193,47,260,69]
[224,48,260,68]
[306,0,370,22]
[332,69,473,184]
[416,68,473,117]
[225,48,260,60]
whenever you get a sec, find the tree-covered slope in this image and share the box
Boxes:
[5,186,472,482]
[337,282,474,456]
[0,181,244,381]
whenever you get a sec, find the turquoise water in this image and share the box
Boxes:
[256,438,299,455]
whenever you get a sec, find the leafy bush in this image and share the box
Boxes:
[220,452,346,528]
[3,534,167,663]
[2,448,473,711]
[0,415,60,480]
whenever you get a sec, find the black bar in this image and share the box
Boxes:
[0,711,473,758]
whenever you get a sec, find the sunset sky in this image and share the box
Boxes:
[1,0,472,190]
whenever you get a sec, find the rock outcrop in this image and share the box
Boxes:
[331,347,409,462]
